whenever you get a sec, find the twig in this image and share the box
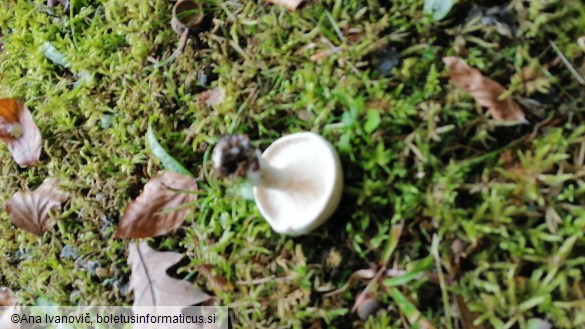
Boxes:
[351,266,386,313]
[325,11,345,42]
[175,29,190,55]
[235,275,294,285]
[431,234,453,329]
[549,40,585,86]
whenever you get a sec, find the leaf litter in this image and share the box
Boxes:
[114,172,198,238]
[5,178,69,236]
[0,287,16,306]
[128,242,210,307]
[0,98,42,166]
[0,287,18,329]
[1,0,584,327]
[443,56,527,122]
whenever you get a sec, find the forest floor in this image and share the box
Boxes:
[1,0,585,328]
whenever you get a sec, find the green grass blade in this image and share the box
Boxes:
[379,224,403,267]
[389,287,435,329]
[147,123,192,176]
[383,256,433,287]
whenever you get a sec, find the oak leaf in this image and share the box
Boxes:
[0,98,42,166]
[443,57,527,122]
[266,0,303,11]
[115,172,198,238]
[5,178,69,236]
[128,242,211,306]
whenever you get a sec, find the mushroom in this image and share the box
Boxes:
[212,132,343,236]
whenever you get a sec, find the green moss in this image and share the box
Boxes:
[1,0,585,328]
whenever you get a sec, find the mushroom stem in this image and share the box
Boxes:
[247,152,289,190]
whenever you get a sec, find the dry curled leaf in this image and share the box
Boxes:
[0,288,19,329]
[0,98,42,166]
[0,287,16,306]
[323,269,376,297]
[443,57,527,122]
[115,172,198,238]
[198,87,224,107]
[195,264,234,292]
[5,178,69,236]
[266,0,303,11]
[128,242,211,306]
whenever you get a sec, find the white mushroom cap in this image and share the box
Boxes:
[252,132,343,235]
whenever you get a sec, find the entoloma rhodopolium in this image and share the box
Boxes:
[212,133,344,236]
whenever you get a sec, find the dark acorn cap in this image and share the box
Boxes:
[212,135,259,178]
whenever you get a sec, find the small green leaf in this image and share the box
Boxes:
[389,287,435,328]
[379,224,403,266]
[147,124,192,176]
[383,256,434,287]
[527,318,552,329]
[364,109,381,133]
[424,0,454,21]
[40,42,70,67]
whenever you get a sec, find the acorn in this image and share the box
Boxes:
[212,135,258,178]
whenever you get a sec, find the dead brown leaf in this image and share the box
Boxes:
[266,0,304,11]
[310,49,336,62]
[443,57,527,122]
[456,296,487,329]
[198,87,224,107]
[128,242,211,306]
[195,264,234,292]
[0,287,16,306]
[0,309,19,329]
[0,98,42,166]
[0,288,19,329]
[115,172,198,238]
[5,178,69,236]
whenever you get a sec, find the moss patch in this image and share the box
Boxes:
[1,0,585,327]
